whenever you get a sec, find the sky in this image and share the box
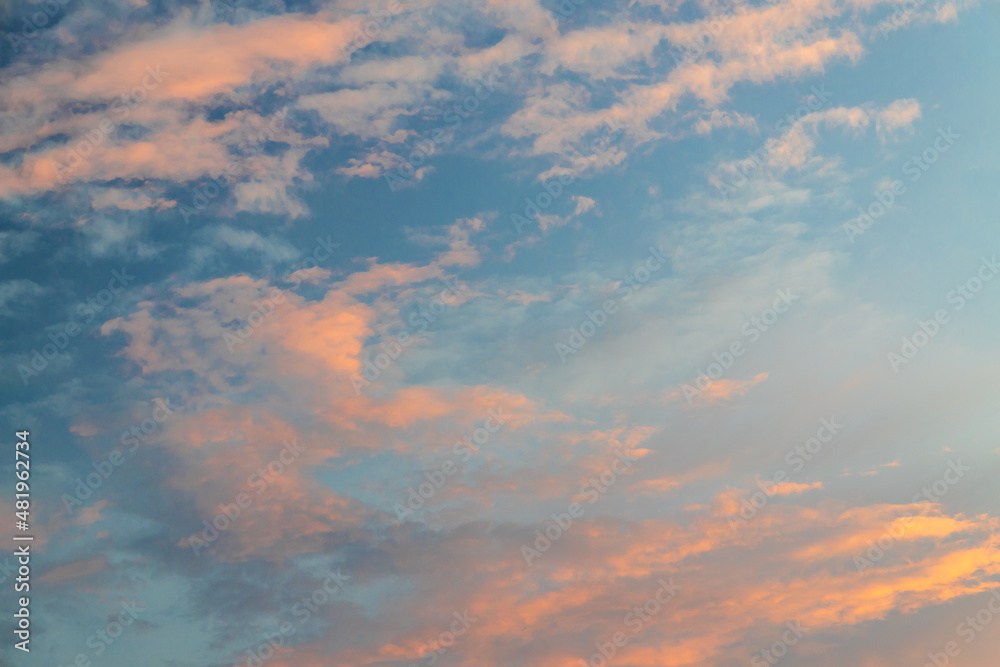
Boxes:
[0,0,999,665]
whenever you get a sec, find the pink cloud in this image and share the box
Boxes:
[668,372,770,406]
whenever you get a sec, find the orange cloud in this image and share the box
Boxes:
[668,371,769,406]
[0,13,358,198]
[772,480,823,495]
[281,498,1000,666]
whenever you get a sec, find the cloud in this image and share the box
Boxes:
[38,557,108,584]
[0,280,45,316]
[692,109,759,135]
[0,230,39,263]
[710,99,923,189]
[90,187,177,211]
[299,83,426,140]
[669,372,770,406]
[770,480,823,495]
[543,22,670,80]
[5,2,993,665]
[571,195,596,215]
[0,12,357,200]
[874,98,922,138]
[207,225,300,263]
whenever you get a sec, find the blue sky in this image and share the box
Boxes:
[1,0,999,665]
